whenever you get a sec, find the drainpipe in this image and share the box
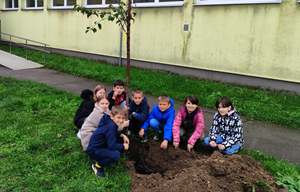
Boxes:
[119,30,123,67]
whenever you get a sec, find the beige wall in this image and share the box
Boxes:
[2,0,300,82]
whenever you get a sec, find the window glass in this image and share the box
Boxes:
[106,0,119,3]
[5,0,12,8]
[160,0,182,2]
[26,0,35,7]
[53,0,64,6]
[134,0,155,3]
[67,0,76,6]
[14,0,18,7]
[87,0,102,4]
[37,0,43,6]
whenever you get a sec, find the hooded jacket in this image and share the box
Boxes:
[173,107,205,146]
[141,98,175,141]
[128,96,150,123]
[74,89,94,129]
[80,104,111,151]
[87,114,124,155]
[209,109,244,150]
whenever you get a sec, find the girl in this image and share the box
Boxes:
[74,85,106,138]
[81,95,129,151]
[204,97,244,154]
[173,95,205,152]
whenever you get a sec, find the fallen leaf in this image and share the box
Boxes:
[57,133,62,138]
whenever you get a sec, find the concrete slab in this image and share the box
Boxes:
[0,50,43,70]
[0,66,300,165]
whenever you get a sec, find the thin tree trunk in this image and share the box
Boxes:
[125,0,131,135]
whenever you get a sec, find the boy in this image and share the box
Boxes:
[139,94,175,149]
[108,79,127,110]
[127,89,150,136]
[87,105,130,177]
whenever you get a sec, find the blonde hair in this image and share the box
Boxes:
[93,85,106,103]
[158,94,169,102]
[111,105,127,116]
[132,89,143,96]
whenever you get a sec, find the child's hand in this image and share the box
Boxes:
[112,91,118,99]
[121,134,130,144]
[209,141,217,147]
[187,144,193,152]
[124,106,129,111]
[161,140,168,149]
[123,120,129,127]
[139,129,145,138]
[218,144,225,150]
[123,143,129,150]
[173,142,179,149]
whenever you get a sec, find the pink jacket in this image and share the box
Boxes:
[172,107,205,146]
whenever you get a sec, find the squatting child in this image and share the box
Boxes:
[108,79,127,110]
[127,89,150,136]
[87,105,130,177]
[173,95,205,152]
[139,94,175,149]
[204,97,244,154]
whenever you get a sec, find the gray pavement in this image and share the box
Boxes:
[0,58,299,165]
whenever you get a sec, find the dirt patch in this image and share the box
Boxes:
[124,140,287,192]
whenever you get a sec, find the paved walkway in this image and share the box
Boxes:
[0,53,299,165]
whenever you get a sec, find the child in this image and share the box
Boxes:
[204,97,244,154]
[127,89,150,136]
[173,95,205,152]
[81,95,129,151]
[108,79,127,110]
[140,94,175,149]
[74,85,106,138]
[87,105,130,177]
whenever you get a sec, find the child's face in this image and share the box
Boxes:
[158,101,169,112]
[113,86,125,95]
[185,99,198,113]
[218,103,232,117]
[97,99,109,111]
[96,88,106,98]
[110,113,125,126]
[132,93,144,105]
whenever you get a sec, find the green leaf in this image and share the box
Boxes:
[98,23,102,30]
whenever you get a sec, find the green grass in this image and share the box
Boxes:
[0,77,131,191]
[1,45,300,130]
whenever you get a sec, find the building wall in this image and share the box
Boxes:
[1,0,300,83]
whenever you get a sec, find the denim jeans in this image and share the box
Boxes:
[204,135,241,155]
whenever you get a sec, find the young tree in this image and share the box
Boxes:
[74,2,136,107]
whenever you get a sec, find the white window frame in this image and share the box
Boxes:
[52,0,76,8]
[194,0,281,6]
[4,0,18,10]
[85,0,120,8]
[132,0,184,8]
[25,0,44,9]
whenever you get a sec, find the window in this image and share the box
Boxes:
[133,0,183,7]
[52,0,76,7]
[85,0,120,8]
[4,0,18,9]
[195,0,281,5]
[26,0,43,8]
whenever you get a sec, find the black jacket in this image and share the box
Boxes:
[74,89,94,129]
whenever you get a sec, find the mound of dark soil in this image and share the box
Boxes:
[124,140,287,192]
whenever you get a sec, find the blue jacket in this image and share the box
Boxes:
[141,98,175,141]
[128,96,150,123]
[87,114,124,154]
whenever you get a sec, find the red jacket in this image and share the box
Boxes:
[172,107,205,146]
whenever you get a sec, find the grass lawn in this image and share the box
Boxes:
[1,45,300,130]
[0,77,131,191]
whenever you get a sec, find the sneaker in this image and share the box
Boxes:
[127,130,131,136]
[92,164,105,177]
[140,138,148,143]
[77,129,81,139]
[153,135,158,141]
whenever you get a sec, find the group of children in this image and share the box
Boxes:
[74,79,244,177]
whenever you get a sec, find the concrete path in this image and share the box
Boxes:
[0,50,43,70]
[1,65,300,165]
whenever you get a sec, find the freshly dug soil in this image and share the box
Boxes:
[124,140,287,192]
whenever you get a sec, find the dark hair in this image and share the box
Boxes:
[96,94,109,103]
[215,97,234,110]
[158,94,169,102]
[114,79,124,87]
[184,95,198,105]
[111,105,126,116]
[132,89,143,96]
